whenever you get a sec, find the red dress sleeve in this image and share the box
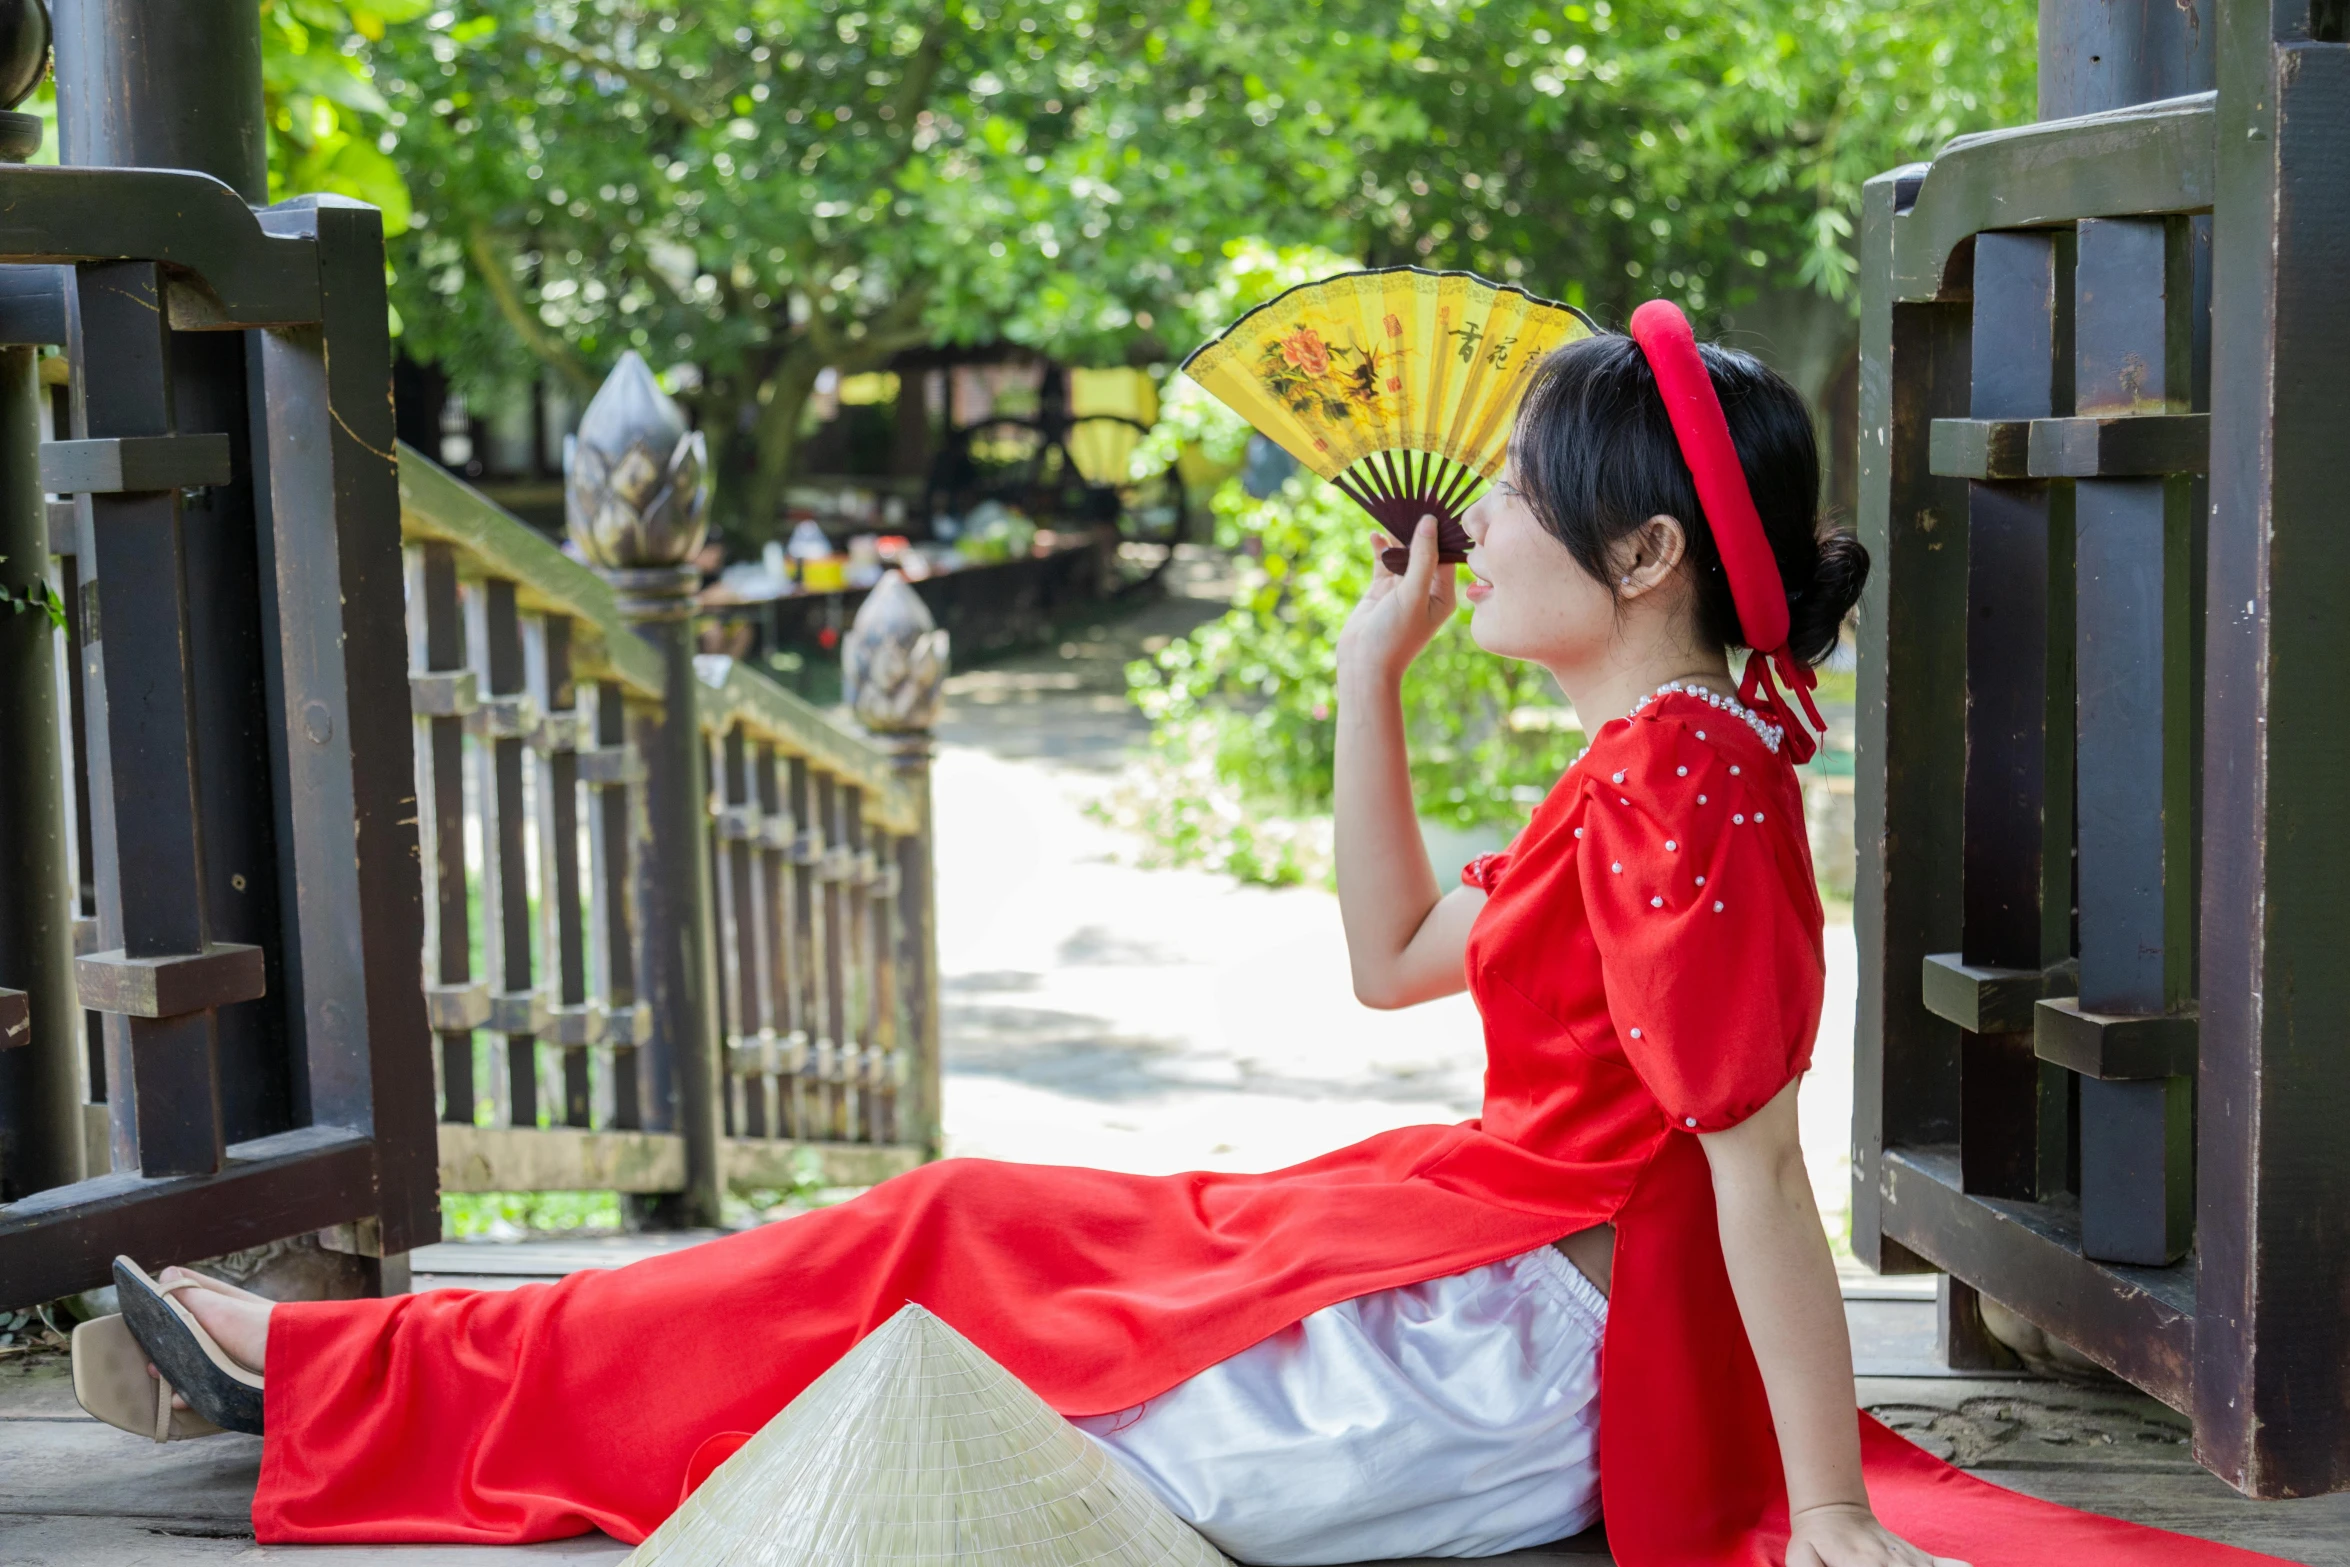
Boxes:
[1461,848,1511,891]
[1573,716,1823,1131]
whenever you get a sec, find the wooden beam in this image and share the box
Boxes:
[436,1123,924,1195]
[2034,998,2199,1079]
[1877,1144,2195,1411]
[1894,91,2215,301]
[1923,952,2078,1034]
[0,1126,377,1310]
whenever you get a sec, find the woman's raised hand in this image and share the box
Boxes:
[1336,515,1456,688]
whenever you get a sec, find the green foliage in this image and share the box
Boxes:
[368,0,1307,536]
[1126,474,1585,869]
[440,1188,623,1236]
[261,0,429,227]
[1182,0,2037,320]
[0,555,63,631]
[345,0,2032,532]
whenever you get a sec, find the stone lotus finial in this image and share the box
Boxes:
[567,350,709,571]
[844,571,949,734]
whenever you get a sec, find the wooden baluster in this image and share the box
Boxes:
[788,755,827,1140]
[715,724,768,1138]
[1958,230,2076,1204]
[2064,216,2198,1265]
[755,742,795,1140]
[866,823,900,1144]
[817,771,850,1141]
[408,543,484,1124]
[841,785,873,1142]
[470,576,542,1128]
[706,729,737,1138]
[53,500,111,1172]
[531,614,595,1128]
[583,683,643,1129]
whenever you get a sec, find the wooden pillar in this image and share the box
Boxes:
[2195,0,2350,1499]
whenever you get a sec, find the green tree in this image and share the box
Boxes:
[261,0,431,226]
[1218,0,2037,438]
[372,0,1338,538]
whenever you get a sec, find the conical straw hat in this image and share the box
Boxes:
[625,1303,1232,1567]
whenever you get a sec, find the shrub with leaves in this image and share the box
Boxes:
[1120,473,1583,882]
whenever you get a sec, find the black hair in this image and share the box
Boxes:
[1508,331,1866,667]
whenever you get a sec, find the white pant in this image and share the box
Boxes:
[1077,1245,1606,1564]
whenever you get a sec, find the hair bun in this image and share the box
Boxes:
[1787,530,1868,666]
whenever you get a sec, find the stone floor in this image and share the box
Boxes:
[4,555,2345,1564]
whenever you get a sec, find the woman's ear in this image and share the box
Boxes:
[1613,514,1690,600]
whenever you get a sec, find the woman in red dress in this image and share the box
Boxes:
[111,305,2279,1567]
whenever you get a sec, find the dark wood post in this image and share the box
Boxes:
[843,572,946,1157]
[0,96,78,1199]
[568,352,725,1227]
[2196,0,2350,1499]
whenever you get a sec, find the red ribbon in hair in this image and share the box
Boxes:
[1627,299,1825,764]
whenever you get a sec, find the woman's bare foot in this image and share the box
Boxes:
[156,1266,268,1307]
[156,1266,271,1372]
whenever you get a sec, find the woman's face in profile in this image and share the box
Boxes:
[1459,465,1618,678]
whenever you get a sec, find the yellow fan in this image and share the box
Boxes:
[1182,267,1596,569]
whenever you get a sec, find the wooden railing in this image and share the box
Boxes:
[398,453,938,1208]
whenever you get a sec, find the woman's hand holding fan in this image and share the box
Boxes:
[1337,514,1456,688]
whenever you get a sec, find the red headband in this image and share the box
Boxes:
[1627,299,1824,763]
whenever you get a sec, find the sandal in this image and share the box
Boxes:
[70,1312,226,1442]
[111,1256,264,1435]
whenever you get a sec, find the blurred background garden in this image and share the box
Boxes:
[26,0,2038,1223]
[30,0,2034,893]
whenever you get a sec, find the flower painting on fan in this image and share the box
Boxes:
[1258,318,1399,428]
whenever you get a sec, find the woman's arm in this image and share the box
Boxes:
[1334,517,1484,1010]
[1700,1081,1967,1567]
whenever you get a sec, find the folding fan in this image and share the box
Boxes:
[1182,268,1596,571]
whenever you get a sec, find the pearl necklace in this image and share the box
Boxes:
[1626,679,1783,754]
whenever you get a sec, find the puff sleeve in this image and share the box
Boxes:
[1461,846,1513,892]
[1574,720,1823,1131]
